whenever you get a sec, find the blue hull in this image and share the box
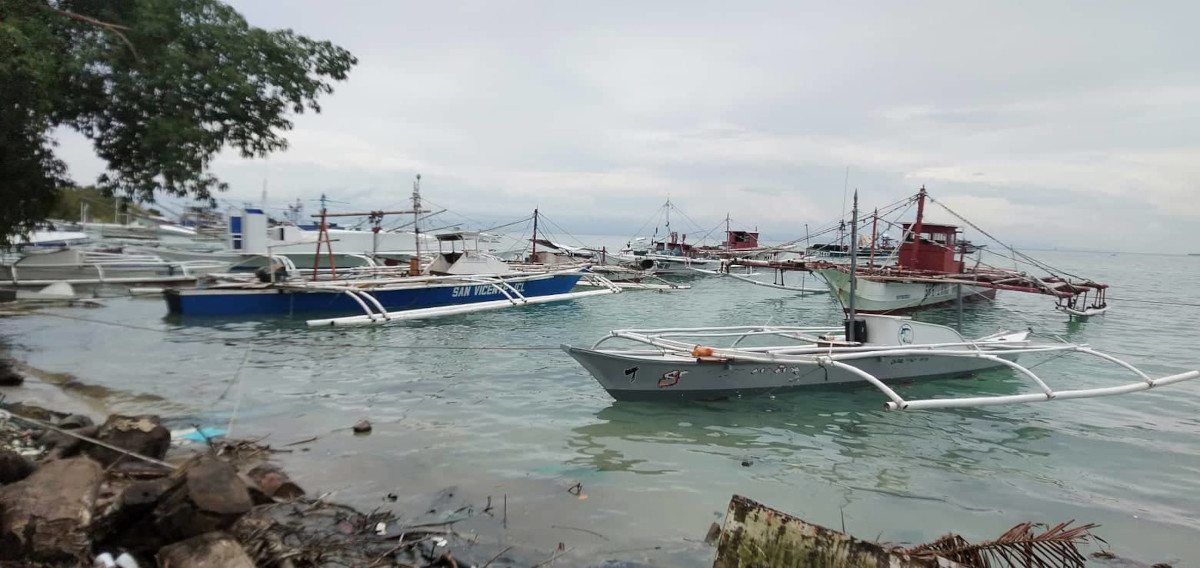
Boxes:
[165,274,584,316]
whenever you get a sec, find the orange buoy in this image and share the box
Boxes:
[692,345,714,357]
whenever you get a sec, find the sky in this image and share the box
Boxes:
[55,0,1200,252]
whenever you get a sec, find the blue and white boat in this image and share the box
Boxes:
[164,232,602,319]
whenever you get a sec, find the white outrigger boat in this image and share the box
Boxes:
[564,193,1198,409]
[562,314,1197,407]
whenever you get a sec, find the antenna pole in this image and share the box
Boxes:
[847,191,859,342]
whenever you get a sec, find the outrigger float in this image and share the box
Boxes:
[565,193,1197,408]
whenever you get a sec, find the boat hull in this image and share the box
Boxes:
[165,273,583,316]
[563,345,1018,402]
[815,268,996,313]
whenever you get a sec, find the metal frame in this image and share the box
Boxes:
[586,327,1200,410]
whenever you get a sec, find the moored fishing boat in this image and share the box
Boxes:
[564,192,1196,408]
[808,187,1109,316]
[165,178,617,319]
[0,248,229,286]
[165,232,590,317]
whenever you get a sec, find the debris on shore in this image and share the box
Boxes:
[0,397,532,568]
[711,494,1140,568]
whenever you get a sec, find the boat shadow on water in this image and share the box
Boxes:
[564,371,1054,482]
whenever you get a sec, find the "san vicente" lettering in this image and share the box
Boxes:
[450,282,527,298]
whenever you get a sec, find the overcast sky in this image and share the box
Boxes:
[57,1,1200,252]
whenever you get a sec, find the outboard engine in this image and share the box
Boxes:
[637,258,656,270]
[844,319,868,343]
[255,263,289,283]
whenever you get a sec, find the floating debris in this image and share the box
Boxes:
[713,494,1100,568]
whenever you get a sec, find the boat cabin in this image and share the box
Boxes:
[426,232,512,275]
[653,232,700,257]
[898,222,963,273]
[724,230,759,250]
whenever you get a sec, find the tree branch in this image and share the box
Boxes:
[49,7,140,60]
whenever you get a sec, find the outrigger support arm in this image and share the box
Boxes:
[890,370,1199,410]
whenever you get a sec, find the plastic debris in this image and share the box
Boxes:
[115,553,139,568]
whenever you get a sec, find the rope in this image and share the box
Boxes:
[1107,297,1200,308]
[1,411,178,470]
[224,346,253,438]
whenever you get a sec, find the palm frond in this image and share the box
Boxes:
[903,521,1098,568]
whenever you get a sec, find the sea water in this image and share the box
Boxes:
[2,250,1198,565]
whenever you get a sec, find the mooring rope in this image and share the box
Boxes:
[0,409,178,470]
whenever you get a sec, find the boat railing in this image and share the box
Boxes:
[590,328,1200,410]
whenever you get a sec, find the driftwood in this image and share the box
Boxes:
[714,494,1099,568]
[713,494,940,568]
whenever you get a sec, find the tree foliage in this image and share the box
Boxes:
[0,0,357,245]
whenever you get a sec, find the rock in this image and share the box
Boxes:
[154,456,252,540]
[0,359,23,386]
[156,531,255,568]
[0,402,66,422]
[41,424,99,457]
[352,419,372,433]
[86,415,171,466]
[121,478,176,508]
[59,413,95,430]
[0,448,35,484]
[0,456,103,562]
[246,463,305,500]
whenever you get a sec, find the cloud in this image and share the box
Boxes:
[51,0,1200,253]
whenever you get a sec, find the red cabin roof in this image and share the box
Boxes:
[899,222,963,273]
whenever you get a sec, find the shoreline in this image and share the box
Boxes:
[0,353,712,567]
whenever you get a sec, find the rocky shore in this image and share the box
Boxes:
[0,367,555,568]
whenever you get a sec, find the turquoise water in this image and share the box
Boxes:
[2,251,1199,565]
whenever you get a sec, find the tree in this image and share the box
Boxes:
[0,0,357,245]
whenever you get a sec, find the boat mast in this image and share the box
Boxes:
[911,186,927,263]
[725,213,731,253]
[848,191,858,341]
[412,174,422,270]
[531,207,539,263]
[869,208,878,268]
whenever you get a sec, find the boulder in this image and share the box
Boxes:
[0,448,35,485]
[0,359,22,386]
[154,457,252,540]
[0,456,103,562]
[59,414,94,430]
[157,531,256,568]
[86,415,171,466]
[41,424,99,458]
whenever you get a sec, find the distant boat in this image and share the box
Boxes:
[806,187,1109,317]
